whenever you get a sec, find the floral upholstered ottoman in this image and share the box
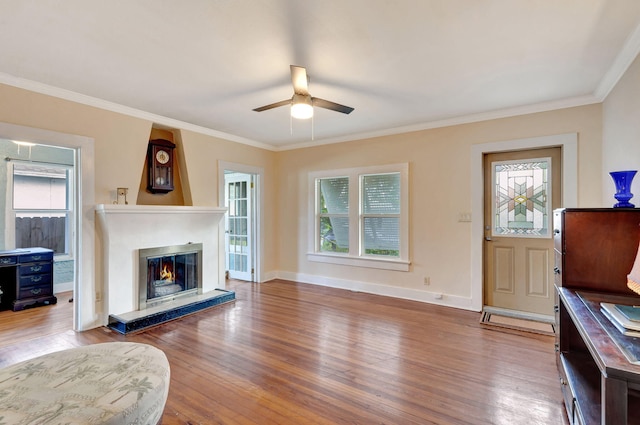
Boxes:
[0,342,170,425]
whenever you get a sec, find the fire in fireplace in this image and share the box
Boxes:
[138,243,203,310]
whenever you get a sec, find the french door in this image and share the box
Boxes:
[224,172,254,281]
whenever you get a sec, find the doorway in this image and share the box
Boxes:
[1,142,77,277]
[483,147,561,317]
[224,172,254,281]
[469,133,577,313]
[219,161,263,283]
[0,122,95,332]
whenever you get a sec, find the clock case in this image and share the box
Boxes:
[147,139,176,193]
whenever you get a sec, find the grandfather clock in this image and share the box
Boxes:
[147,139,175,193]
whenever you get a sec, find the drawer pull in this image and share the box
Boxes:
[31,255,43,260]
[30,288,42,295]
[29,266,43,272]
[30,276,43,283]
[0,258,13,264]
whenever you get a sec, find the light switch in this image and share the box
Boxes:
[458,212,472,222]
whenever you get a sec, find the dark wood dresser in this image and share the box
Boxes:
[0,247,56,311]
[554,208,640,424]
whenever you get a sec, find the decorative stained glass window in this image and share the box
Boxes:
[492,157,551,238]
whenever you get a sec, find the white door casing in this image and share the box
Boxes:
[218,161,263,283]
[470,133,578,312]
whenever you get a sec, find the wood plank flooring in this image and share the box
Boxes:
[0,280,568,424]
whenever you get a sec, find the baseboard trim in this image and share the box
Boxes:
[54,282,74,294]
[272,271,475,311]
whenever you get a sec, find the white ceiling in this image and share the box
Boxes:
[1,1,640,151]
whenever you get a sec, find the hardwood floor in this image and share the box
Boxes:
[0,280,568,424]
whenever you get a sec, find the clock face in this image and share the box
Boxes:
[155,149,170,165]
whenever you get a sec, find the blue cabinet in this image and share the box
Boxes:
[0,248,56,311]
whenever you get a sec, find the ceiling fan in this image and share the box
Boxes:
[253,65,354,119]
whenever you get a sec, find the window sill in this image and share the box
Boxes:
[307,252,410,271]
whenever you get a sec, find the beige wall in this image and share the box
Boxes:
[602,53,640,206]
[0,62,626,324]
[0,83,277,330]
[276,105,602,307]
[0,84,152,204]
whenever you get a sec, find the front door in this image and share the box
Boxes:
[224,172,254,281]
[483,147,561,316]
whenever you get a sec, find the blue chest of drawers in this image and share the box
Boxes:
[0,247,56,311]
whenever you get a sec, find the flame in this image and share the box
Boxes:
[160,265,173,282]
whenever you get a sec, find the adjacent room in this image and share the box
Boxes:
[1,2,640,424]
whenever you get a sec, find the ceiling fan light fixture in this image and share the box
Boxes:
[291,94,313,119]
[253,66,353,118]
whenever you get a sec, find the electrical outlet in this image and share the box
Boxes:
[95,292,102,302]
[424,277,430,285]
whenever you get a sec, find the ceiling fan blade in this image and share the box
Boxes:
[252,99,291,112]
[290,65,309,95]
[312,97,354,114]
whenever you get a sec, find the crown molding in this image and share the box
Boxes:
[0,67,623,153]
[594,21,640,100]
[276,94,600,151]
[0,72,277,151]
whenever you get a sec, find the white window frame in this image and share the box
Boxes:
[308,163,410,271]
[5,161,75,260]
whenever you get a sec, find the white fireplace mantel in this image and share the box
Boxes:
[96,204,227,316]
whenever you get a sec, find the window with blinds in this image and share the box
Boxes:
[318,177,349,253]
[361,173,400,256]
[309,164,409,270]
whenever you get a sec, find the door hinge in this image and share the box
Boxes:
[250,182,254,189]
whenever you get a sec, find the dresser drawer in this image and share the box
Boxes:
[0,256,18,266]
[19,273,52,288]
[19,262,53,276]
[18,282,53,299]
[20,251,54,263]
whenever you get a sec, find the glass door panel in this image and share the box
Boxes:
[225,175,252,281]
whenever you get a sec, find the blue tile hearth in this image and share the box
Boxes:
[108,289,235,334]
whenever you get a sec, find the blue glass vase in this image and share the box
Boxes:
[610,170,637,208]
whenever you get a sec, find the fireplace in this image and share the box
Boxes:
[138,243,203,310]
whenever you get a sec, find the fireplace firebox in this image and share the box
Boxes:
[138,243,203,310]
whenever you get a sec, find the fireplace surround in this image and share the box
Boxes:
[96,204,227,319]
